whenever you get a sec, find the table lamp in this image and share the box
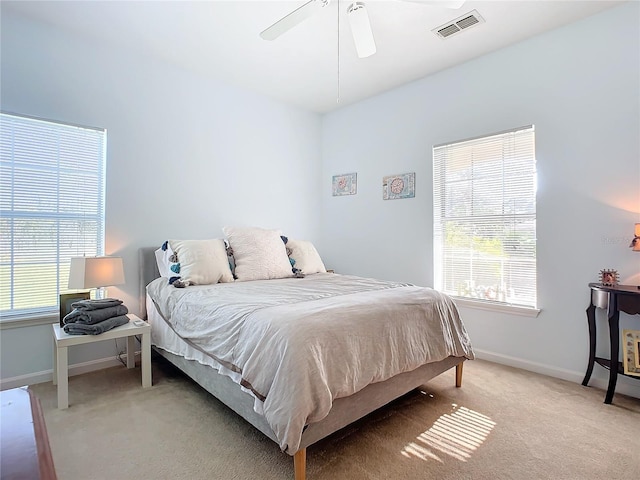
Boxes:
[68,256,125,299]
[630,223,640,252]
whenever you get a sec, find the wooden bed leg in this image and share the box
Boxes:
[294,448,306,480]
[455,362,463,388]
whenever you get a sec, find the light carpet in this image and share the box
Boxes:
[29,356,640,480]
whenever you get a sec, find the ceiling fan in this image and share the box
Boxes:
[260,0,466,58]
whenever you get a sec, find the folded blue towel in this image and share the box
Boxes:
[63,314,129,335]
[63,305,129,325]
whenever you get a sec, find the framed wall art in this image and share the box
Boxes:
[383,172,415,200]
[59,291,90,327]
[622,329,640,377]
[332,172,357,196]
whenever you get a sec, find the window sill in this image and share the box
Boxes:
[452,297,541,318]
[0,313,58,330]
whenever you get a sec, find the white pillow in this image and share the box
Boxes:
[287,239,327,274]
[222,226,292,281]
[168,239,234,285]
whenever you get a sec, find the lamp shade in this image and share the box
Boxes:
[68,256,125,289]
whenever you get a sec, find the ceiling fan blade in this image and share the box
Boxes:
[260,0,329,41]
[400,0,466,8]
[347,2,376,58]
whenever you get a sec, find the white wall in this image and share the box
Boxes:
[320,2,640,397]
[0,11,322,383]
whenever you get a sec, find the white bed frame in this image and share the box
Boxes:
[139,247,465,480]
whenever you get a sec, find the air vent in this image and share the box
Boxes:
[432,10,485,39]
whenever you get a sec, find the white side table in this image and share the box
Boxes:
[52,314,152,409]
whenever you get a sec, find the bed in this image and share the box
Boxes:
[138,235,474,480]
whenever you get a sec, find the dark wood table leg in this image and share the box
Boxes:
[582,302,597,386]
[604,308,620,404]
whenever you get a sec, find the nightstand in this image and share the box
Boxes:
[52,314,152,409]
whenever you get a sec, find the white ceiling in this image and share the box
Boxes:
[3,0,625,113]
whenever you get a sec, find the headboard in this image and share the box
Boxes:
[138,247,160,320]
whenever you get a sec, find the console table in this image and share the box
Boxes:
[582,283,640,404]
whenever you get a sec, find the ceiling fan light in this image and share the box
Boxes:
[347,2,376,58]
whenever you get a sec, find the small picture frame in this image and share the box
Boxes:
[332,172,357,196]
[599,269,619,286]
[622,329,640,377]
[59,292,90,327]
[383,172,415,200]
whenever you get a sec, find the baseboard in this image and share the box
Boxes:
[474,349,640,399]
[4,348,639,400]
[0,352,141,391]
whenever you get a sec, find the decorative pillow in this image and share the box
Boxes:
[168,239,234,285]
[222,226,293,281]
[286,239,327,275]
[154,241,180,281]
[224,239,237,279]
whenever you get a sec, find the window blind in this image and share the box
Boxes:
[433,126,536,309]
[0,112,106,320]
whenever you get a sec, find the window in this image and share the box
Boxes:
[433,125,536,310]
[0,112,106,322]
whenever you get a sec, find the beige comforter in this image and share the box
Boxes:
[147,273,474,454]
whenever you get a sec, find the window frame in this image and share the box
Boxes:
[0,111,106,326]
[432,125,539,315]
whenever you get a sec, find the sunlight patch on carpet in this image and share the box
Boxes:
[401,404,495,463]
